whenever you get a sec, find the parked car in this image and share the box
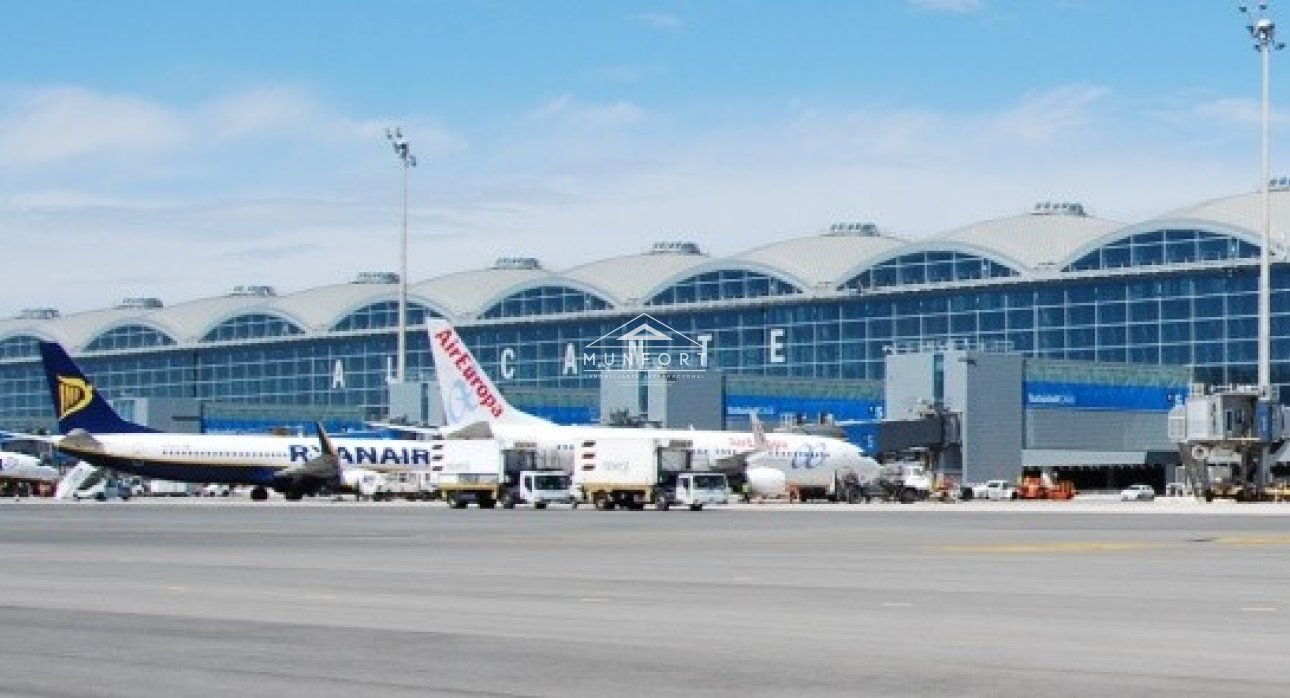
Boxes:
[72,479,131,501]
[1120,484,1156,501]
[967,479,1018,501]
[200,483,233,497]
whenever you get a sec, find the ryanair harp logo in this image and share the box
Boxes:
[57,376,94,421]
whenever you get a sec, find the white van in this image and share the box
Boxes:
[72,478,131,501]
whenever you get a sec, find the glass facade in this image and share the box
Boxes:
[481,286,611,319]
[1064,229,1258,272]
[332,301,436,332]
[647,270,801,305]
[0,335,40,361]
[2,231,1287,432]
[201,313,304,343]
[85,324,176,352]
[843,251,1018,291]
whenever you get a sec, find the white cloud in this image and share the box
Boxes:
[529,95,645,127]
[629,12,684,32]
[0,81,1270,315]
[991,84,1110,144]
[0,86,186,167]
[199,86,331,141]
[909,0,984,14]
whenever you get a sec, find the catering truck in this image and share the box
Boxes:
[434,439,575,509]
[574,436,729,511]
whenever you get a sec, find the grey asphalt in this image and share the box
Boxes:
[1,500,1289,697]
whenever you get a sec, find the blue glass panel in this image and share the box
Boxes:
[202,314,303,343]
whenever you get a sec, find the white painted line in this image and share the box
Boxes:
[1240,607,1278,613]
[882,602,913,608]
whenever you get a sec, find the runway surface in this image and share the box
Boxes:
[1,499,1289,697]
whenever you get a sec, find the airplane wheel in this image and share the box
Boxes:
[251,486,268,501]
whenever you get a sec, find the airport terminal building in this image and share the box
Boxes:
[4,186,1290,487]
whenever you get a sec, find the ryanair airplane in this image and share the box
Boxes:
[35,342,437,501]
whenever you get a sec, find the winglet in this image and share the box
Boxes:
[315,421,338,459]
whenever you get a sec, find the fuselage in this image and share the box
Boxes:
[0,451,58,483]
[52,432,432,486]
[483,421,867,474]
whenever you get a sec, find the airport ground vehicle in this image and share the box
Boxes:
[435,438,575,509]
[72,478,130,501]
[869,462,934,504]
[1120,484,1156,501]
[200,483,233,497]
[501,469,578,509]
[369,470,434,501]
[149,479,196,497]
[1017,475,1076,500]
[964,479,1018,501]
[575,436,727,510]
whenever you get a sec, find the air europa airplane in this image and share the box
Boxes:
[33,342,436,501]
[0,449,58,488]
[417,319,879,491]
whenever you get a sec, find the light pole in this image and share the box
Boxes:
[1241,2,1284,489]
[385,127,416,384]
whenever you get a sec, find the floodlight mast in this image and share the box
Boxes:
[1241,1,1285,489]
[385,127,417,384]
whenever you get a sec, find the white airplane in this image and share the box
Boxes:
[0,450,58,492]
[29,341,437,501]
[423,319,877,488]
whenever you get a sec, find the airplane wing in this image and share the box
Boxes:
[444,421,495,440]
[369,419,493,440]
[271,422,342,490]
[711,452,753,474]
[0,430,60,445]
[364,421,443,438]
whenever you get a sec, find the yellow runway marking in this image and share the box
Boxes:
[1213,535,1290,546]
[938,542,1167,554]
[939,535,1290,555]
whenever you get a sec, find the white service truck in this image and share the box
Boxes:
[370,470,435,501]
[148,479,196,497]
[872,462,935,504]
[434,439,576,509]
[575,436,729,511]
[965,479,1018,501]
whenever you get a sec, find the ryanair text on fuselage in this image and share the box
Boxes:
[288,443,433,466]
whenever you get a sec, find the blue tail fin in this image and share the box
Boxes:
[37,342,158,434]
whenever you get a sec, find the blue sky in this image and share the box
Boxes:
[0,0,1282,313]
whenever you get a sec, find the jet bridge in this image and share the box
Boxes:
[1168,384,1289,500]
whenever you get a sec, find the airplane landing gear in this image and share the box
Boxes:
[250,486,269,501]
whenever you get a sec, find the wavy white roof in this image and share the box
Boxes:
[928,210,1124,270]
[3,190,1285,350]
[736,231,907,289]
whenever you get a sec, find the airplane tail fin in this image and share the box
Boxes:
[425,319,550,427]
[37,342,158,435]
